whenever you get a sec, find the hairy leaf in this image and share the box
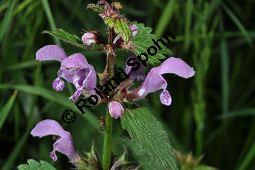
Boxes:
[17,159,56,170]
[132,23,173,66]
[87,3,104,13]
[104,17,132,43]
[43,29,85,49]
[121,107,178,170]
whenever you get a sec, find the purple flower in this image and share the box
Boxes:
[130,24,138,37]
[31,119,80,162]
[125,55,145,81]
[82,32,97,46]
[108,101,124,119]
[36,45,97,101]
[137,57,195,106]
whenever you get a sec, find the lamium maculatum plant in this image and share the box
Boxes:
[17,1,200,170]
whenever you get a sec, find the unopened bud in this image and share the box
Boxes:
[82,32,99,46]
[130,24,138,37]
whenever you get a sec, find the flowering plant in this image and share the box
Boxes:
[18,1,198,170]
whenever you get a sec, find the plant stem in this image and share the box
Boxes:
[102,27,115,170]
[102,112,113,170]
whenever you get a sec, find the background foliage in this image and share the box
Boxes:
[0,0,255,169]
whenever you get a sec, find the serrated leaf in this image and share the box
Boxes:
[43,29,85,49]
[87,3,104,13]
[121,107,178,170]
[104,17,132,43]
[17,159,56,170]
[132,23,173,66]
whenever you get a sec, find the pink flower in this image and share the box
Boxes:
[31,119,80,162]
[36,45,97,101]
[108,101,124,119]
[82,32,97,46]
[137,57,195,106]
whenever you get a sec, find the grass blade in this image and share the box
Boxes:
[219,108,255,119]
[237,141,255,170]
[2,113,35,170]
[0,0,17,42]
[184,0,192,48]
[0,84,98,128]
[221,2,252,46]
[0,91,17,130]
[155,0,178,37]
[40,0,61,45]
[220,19,230,116]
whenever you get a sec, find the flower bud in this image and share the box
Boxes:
[82,32,99,46]
[108,101,124,119]
[52,77,65,91]
[130,24,138,37]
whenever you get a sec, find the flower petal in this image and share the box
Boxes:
[61,53,89,69]
[137,57,195,105]
[160,90,172,106]
[137,71,167,97]
[78,67,97,90]
[31,119,78,162]
[108,101,124,119]
[31,119,66,137]
[52,77,65,91]
[52,134,79,162]
[36,45,67,62]
[125,56,145,81]
[50,151,58,161]
[155,57,195,78]
[58,54,97,100]
[68,67,97,101]
[69,88,82,101]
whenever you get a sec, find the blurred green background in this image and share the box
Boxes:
[0,0,255,169]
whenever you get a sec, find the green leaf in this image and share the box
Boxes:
[43,29,85,49]
[121,107,178,170]
[0,91,17,130]
[132,23,173,66]
[87,3,104,13]
[17,159,56,170]
[104,17,132,43]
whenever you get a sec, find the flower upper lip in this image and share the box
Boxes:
[31,119,79,162]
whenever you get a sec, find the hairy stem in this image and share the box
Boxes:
[102,112,113,170]
[105,44,115,79]
[102,27,115,170]
[100,28,115,85]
